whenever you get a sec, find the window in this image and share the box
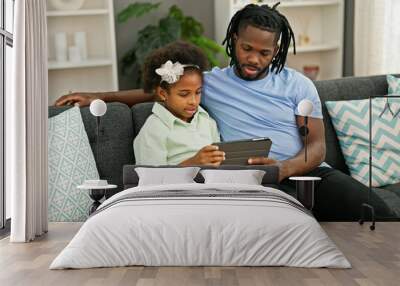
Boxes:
[354,0,400,75]
[1,0,14,231]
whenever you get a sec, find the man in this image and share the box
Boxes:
[55,4,390,221]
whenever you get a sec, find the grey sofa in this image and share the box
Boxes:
[316,74,400,218]
[48,74,400,217]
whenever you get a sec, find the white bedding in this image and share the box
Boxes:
[50,183,351,269]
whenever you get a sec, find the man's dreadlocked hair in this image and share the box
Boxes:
[142,41,210,93]
[223,2,296,74]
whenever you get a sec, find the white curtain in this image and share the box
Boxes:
[6,0,48,242]
[354,0,400,76]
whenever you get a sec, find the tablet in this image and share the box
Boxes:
[213,138,272,165]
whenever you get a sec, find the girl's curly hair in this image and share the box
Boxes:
[142,41,210,93]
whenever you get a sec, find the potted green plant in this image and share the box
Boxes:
[118,2,226,87]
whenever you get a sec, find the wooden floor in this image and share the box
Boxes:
[0,222,399,286]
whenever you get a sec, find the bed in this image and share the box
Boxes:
[50,166,350,269]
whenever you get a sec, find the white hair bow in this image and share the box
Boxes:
[155,60,185,84]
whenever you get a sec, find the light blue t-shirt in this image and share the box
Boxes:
[202,66,323,161]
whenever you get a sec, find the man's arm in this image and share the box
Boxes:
[54,89,156,107]
[249,116,326,182]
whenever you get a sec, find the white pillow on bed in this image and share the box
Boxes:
[135,167,200,186]
[200,169,266,185]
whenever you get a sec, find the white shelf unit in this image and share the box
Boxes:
[47,0,118,105]
[47,9,109,17]
[48,59,113,70]
[215,0,344,80]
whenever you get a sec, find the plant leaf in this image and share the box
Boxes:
[120,47,137,74]
[117,2,161,23]
[119,3,227,86]
[159,17,181,40]
[168,5,204,38]
[168,5,184,21]
[134,18,181,67]
[189,36,227,67]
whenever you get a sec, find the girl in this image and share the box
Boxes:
[134,41,225,166]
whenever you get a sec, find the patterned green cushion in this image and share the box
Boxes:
[325,98,400,187]
[387,74,400,94]
[48,107,99,221]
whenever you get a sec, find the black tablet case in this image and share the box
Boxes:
[214,138,272,165]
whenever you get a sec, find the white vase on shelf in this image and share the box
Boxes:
[54,32,67,62]
[74,32,88,61]
[68,46,82,63]
[48,0,86,10]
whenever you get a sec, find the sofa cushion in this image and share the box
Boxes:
[374,184,400,218]
[131,102,155,164]
[387,74,400,94]
[49,102,134,197]
[48,106,97,221]
[325,98,400,187]
[131,102,154,138]
[314,75,390,173]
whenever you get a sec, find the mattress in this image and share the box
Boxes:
[50,183,350,269]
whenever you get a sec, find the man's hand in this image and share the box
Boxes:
[54,92,103,107]
[54,89,155,108]
[248,157,288,182]
[180,145,225,166]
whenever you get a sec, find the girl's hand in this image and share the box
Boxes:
[180,145,225,166]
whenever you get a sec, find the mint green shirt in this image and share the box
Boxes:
[134,103,220,165]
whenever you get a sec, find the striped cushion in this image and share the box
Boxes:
[325,98,400,187]
[387,74,400,94]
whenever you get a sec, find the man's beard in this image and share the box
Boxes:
[233,58,269,81]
